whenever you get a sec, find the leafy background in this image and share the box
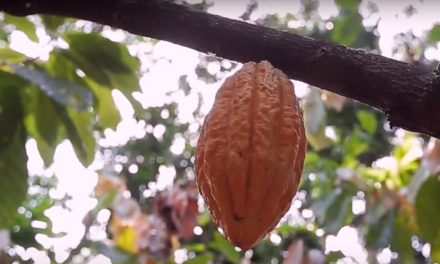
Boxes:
[1,0,440,263]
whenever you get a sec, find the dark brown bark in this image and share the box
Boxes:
[2,0,440,138]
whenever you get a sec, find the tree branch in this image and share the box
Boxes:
[2,0,440,138]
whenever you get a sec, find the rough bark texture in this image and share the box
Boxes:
[195,61,306,249]
[1,0,440,138]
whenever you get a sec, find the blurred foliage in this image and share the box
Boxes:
[1,0,440,264]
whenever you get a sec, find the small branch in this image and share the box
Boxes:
[2,0,440,138]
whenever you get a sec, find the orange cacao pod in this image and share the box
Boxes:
[195,61,307,249]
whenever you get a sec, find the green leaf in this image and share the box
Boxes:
[63,33,139,91]
[11,64,93,111]
[61,33,142,115]
[343,128,369,159]
[46,50,82,81]
[40,15,65,33]
[327,251,345,263]
[0,71,29,91]
[46,51,120,130]
[314,189,353,234]
[11,193,55,247]
[0,85,28,228]
[0,137,29,226]
[22,88,63,166]
[390,206,417,262]
[415,176,440,248]
[0,48,27,64]
[186,243,207,252]
[185,253,214,264]
[276,223,297,236]
[0,29,8,41]
[56,105,95,166]
[331,14,363,46]
[325,193,353,233]
[356,110,377,134]
[208,232,240,264]
[432,234,440,263]
[4,14,38,42]
[366,210,395,249]
[336,0,359,11]
[360,167,387,182]
[429,24,440,42]
[87,81,120,130]
[0,71,28,152]
[312,188,342,221]
[198,211,212,226]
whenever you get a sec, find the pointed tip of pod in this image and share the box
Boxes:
[226,229,267,250]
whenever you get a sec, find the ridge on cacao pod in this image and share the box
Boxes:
[195,60,307,249]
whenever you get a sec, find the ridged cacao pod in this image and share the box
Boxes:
[195,61,307,249]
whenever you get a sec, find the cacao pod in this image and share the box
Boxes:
[195,61,307,249]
